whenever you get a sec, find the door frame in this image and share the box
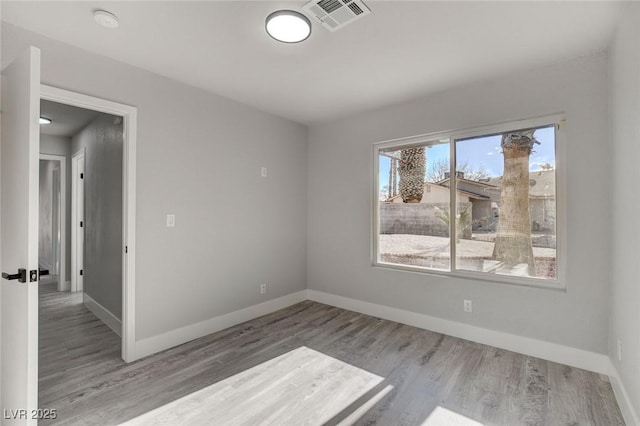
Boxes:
[70,148,84,294]
[39,153,67,291]
[40,85,137,362]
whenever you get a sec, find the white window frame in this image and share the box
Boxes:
[372,113,567,290]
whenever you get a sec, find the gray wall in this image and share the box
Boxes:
[2,23,308,341]
[38,159,59,271]
[609,3,640,416]
[308,54,610,354]
[72,114,123,319]
[40,134,71,282]
[7,18,633,405]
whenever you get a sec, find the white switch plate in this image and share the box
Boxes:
[464,299,472,313]
[261,167,268,177]
[166,214,176,227]
[260,283,267,294]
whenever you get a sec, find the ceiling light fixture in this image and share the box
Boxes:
[265,10,311,43]
[94,10,120,29]
[39,117,52,125]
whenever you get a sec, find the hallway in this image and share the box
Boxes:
[38,282,121,424]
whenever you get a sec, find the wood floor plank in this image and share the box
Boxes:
[38,283,625,425]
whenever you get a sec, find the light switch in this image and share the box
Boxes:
[261,167,268,177]
[166,214,176,227]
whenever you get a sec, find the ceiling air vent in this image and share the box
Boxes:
[303,0,371,32]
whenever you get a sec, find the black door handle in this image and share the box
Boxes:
[2,269,27,283]
[39,269,50,277]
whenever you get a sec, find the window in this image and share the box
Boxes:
[374,116,562,286]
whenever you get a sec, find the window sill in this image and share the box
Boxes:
[373,261,566,292]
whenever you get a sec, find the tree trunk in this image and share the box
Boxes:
[398,147,426,203]
[492,137,536,275]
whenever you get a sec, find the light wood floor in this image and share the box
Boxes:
[39,283,624,425]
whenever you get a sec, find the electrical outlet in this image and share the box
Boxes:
[166,214,175,227]
[617,339,622,361]
[464,299,472,313]
[260,283,267,294]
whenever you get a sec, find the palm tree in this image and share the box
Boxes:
[435,203,471,242]
[492,129,539,275]
[398,147,426,203]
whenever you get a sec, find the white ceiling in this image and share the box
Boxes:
[40,99,101,137]
[3,1,625,125]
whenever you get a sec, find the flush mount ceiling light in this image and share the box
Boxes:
[265,10,311,43]
[94,10,119,29]
[39,117,52,125]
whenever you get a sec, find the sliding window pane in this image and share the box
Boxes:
[455,126,557,279]
[377,141,451,271]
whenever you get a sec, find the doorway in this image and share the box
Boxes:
[39,97,126,351]
[38,154,66,291]
[40,85,137,362]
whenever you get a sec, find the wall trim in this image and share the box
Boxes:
[127,288,631,418]
[609,361,640,426]
[307,290,610,375]
[41,84,138,363]
[84,293,121,337]
[134,290,309,360]
[60,280,71,292]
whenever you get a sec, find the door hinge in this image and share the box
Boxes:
[80,172,84,179]
[80,221,83,228]
[80,269,83,276]
[125,246,128,253]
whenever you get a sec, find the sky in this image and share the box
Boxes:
[379,126,555,191]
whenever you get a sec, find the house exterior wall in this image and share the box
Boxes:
[471,199,493,229]
[530,199,544,229]
[457,181,500,202]
[530,198,556,231]
[389,184,469,204]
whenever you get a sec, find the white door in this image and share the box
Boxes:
[71,150,84,292]
[1,46,41,424]
[76,153,85,291]
[51,166,61,276]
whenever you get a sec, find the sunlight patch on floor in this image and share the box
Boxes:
[335,384,394,425]
[122,346,385,425]
[422,406,485,426]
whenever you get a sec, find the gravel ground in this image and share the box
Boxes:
[379,234,556,259]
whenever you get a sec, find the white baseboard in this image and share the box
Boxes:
[59,280,71,292]
[307,290,610,375]
[134,290,309,360]
[130,288,630,418]
[609,361,640,426]
[84,293,122,337]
